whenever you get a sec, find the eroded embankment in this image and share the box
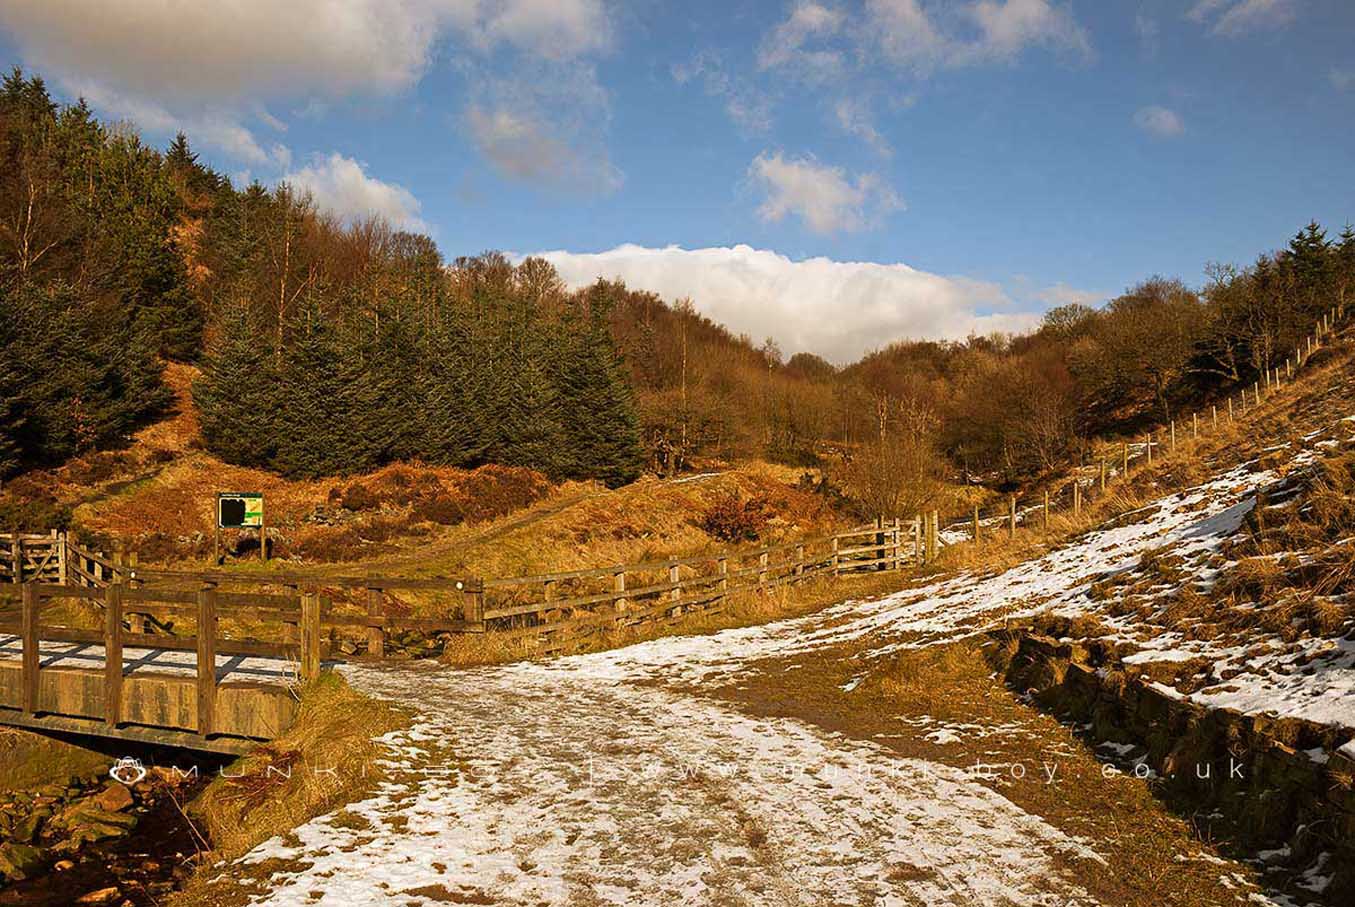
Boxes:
[988,621,1355,903]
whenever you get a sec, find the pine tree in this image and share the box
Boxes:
[195,302,279,468]
[557,283,644,486]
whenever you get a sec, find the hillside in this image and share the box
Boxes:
[182,322,1355,907]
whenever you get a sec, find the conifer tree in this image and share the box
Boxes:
[195,303,279,468]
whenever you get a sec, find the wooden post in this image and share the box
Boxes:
[914,515,923,566]
[891,518,901,570]
[1170,420,1176,453]
[213,525,221,566]
[831,536,840,575]
[972,504,980,543]
[1212,405,1217,429]
[1073,481,1082,516]
[795,543,806,578]
[465,584,485,624]
[717,557,729,597]
[300,591,322,682]
[104,583,123,729]
[56,531,67,586]
[929,510,939,561]
[21,583,38,715]
[1123,440,1131,473]
[1228,397,1234,421]
[259,504,267,563]
[1192,412,1198,440]
[1007,496,1016,539]
[197,585,217,737]
[1043,490,1050,530]
[1099,460,1107,492]
[10,534,20,584]
[366,586,385,658]
[1286,360,1292,379]
[613,569,628,612]
[874,515,885,572]
[671,560,683,600]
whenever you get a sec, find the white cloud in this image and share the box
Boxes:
[1188,0,1297,37]
[0,0,616,171]
[749,152,901,234]
[957,0,1093,63]
[834,97,892,157]
[282,153,426,231]
[673,52,774,133]
[757,1,848,81]
[1329,68,1355,92]
[1133,105,1185,138]
[532,244,1040,363]
[860,0,1092,72]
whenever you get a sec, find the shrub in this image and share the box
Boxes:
[412,494,466,526]
[456,465,551,522]
[699,494,770,542]
[0,496,72,532]
[338,483,382,512]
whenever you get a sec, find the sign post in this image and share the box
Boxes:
[216,492,266,563]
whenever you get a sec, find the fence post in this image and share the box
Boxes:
[1008,496,1016,539]
[366,585,385,658]
[197,584,217,737]
[10,534,20,584]
[891,518,902,570]
[1228,397,1234,421]
[929,510,939,561]
[831,536,840,576]
[1073,481,1082,516]
[1099,460,1107,493]
[465,583,485,625]
[795,543,806,578]
[1170,420,1177,453]
[914,515,923,566]
[1123,440,1130,473]
[874,516,886,572]
[56,531,67,586]
[1212,404,1217,429]
[1192,412,1199,440]
[671,560,683,601]
[1043,490,1050,530]
[21,583,39,715]
[972,504,980,543]
[717,557,729,598]
[300,591,321,682]
[104,583,123,729]
[613,569,628,612]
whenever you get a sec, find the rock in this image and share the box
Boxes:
[10,808,44,843]
[93,783,134,812]
[0,842,45,881]
[75,887,120,904]
[58,806,139,848]
[54,859,76,871]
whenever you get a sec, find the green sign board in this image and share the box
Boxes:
[217,492,264,528]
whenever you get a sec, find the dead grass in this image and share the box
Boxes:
[0,729,112,792]
[185,671,407,862]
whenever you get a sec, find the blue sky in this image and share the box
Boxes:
[1,0,1352,361]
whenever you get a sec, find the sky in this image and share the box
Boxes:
[1,0,1352,363]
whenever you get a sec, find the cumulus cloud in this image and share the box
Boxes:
[531,244,1040,363]
[467,103,622,194]
[282,153,426,231]
[957,0,1093,63]
[1187,0,1297,37]
[0,0,615,173]
[1034,282,1104,308]
[1133,105,1185,138]
[749,152,901,234]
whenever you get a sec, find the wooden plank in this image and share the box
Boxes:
[104,584,123,728]
[131,568,481,593]
[21,584,38,715]
[197,586,217,737]
[0,710,260,756]
[300,593,321,682]
[366,587,385,657]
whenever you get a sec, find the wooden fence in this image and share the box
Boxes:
[949,302,1348,542]
[0,531,65,585]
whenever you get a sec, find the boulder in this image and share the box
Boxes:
[92,783,134,813]
[74,887,121,904]
[0,842,45,881]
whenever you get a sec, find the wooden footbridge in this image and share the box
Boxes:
[1,521,926,755]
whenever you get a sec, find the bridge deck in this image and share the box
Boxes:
[0,635,305,754]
